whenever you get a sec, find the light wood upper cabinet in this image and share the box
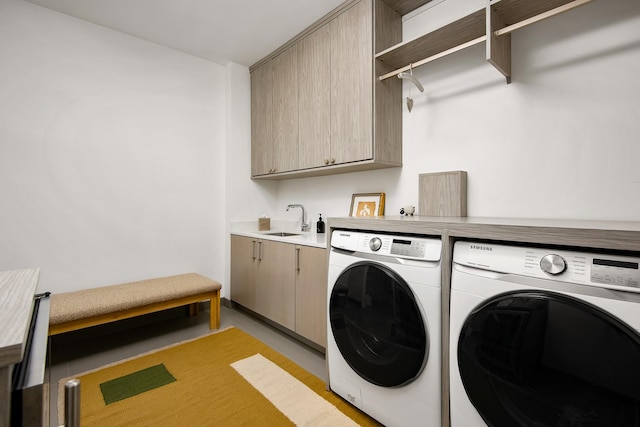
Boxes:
[251,47,299,176]
[250,0,402,180]
[271,46,299,174]
[250,62,273,176]
[298,25,331,170]
[330,0,373,165]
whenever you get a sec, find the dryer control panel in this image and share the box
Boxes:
[454,241,640,293]
[331,230,441,262]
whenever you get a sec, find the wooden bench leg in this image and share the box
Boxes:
[210,291,220,330]
[189,303,199,316]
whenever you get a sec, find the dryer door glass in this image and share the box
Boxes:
[458,291,640,427]
[330,261,427,387]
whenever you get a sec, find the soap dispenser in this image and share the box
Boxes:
[316,214,325,234]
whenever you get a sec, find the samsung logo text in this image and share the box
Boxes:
[470,245,493,251]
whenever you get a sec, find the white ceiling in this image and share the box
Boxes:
[24,0,346,66]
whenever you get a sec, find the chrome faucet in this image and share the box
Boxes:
[286,204,310,232]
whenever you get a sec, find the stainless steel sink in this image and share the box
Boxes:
[265,232,300,237]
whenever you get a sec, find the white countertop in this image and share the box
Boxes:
[231,220,327,248]
[233,215,640,252]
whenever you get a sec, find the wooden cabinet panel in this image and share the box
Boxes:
[257,240,296,330]
[298,24,331,170]
[250,63,273,176]
[230,235,258,310]
[330,0,373,164]
[295,246,328,347]
[272,46,299,174]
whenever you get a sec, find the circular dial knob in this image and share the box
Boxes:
[540,254,567,275]
[369,237,382,252]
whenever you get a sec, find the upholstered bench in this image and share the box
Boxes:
[48,273,221,336]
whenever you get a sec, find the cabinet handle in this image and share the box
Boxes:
[296,248,300,272]
[330,158,336,164]
[252,240,257,260]
[324,159,329,165]
[258,241,263,261]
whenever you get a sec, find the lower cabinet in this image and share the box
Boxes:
[230,236,295,330]
[295,245,328,347]
[230,235,327,347]
[230,235,259,310]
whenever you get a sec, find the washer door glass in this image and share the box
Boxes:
[330,261,427,387]
[458,291,640,427]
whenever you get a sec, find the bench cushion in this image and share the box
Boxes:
[49,273,221,326]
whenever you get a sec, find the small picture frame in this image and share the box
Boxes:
[349,193,385,217]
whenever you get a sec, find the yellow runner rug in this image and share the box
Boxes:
[58,327,382,426]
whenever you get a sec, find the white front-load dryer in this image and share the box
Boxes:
[450,241,640,427]
[327,230,442,427]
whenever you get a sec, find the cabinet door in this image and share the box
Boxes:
[257,240,296,330]
[295,246,328,347]
[298,24,331,170]
[330,0,373,164]
[230,235,258,310]
[271,46,299,174]
[251,62,273,176]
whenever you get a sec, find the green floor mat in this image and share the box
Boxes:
[99,364,176,405]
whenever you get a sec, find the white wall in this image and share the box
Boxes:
[0,0,227,293]
[273,0,640,222]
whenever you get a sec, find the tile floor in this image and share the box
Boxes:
[48,304,326,426]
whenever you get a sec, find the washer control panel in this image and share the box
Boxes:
[454,241,640,293]
[331,230,441,262]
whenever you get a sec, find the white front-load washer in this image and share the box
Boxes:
[327,230,442,427]
[450,241,640,427]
